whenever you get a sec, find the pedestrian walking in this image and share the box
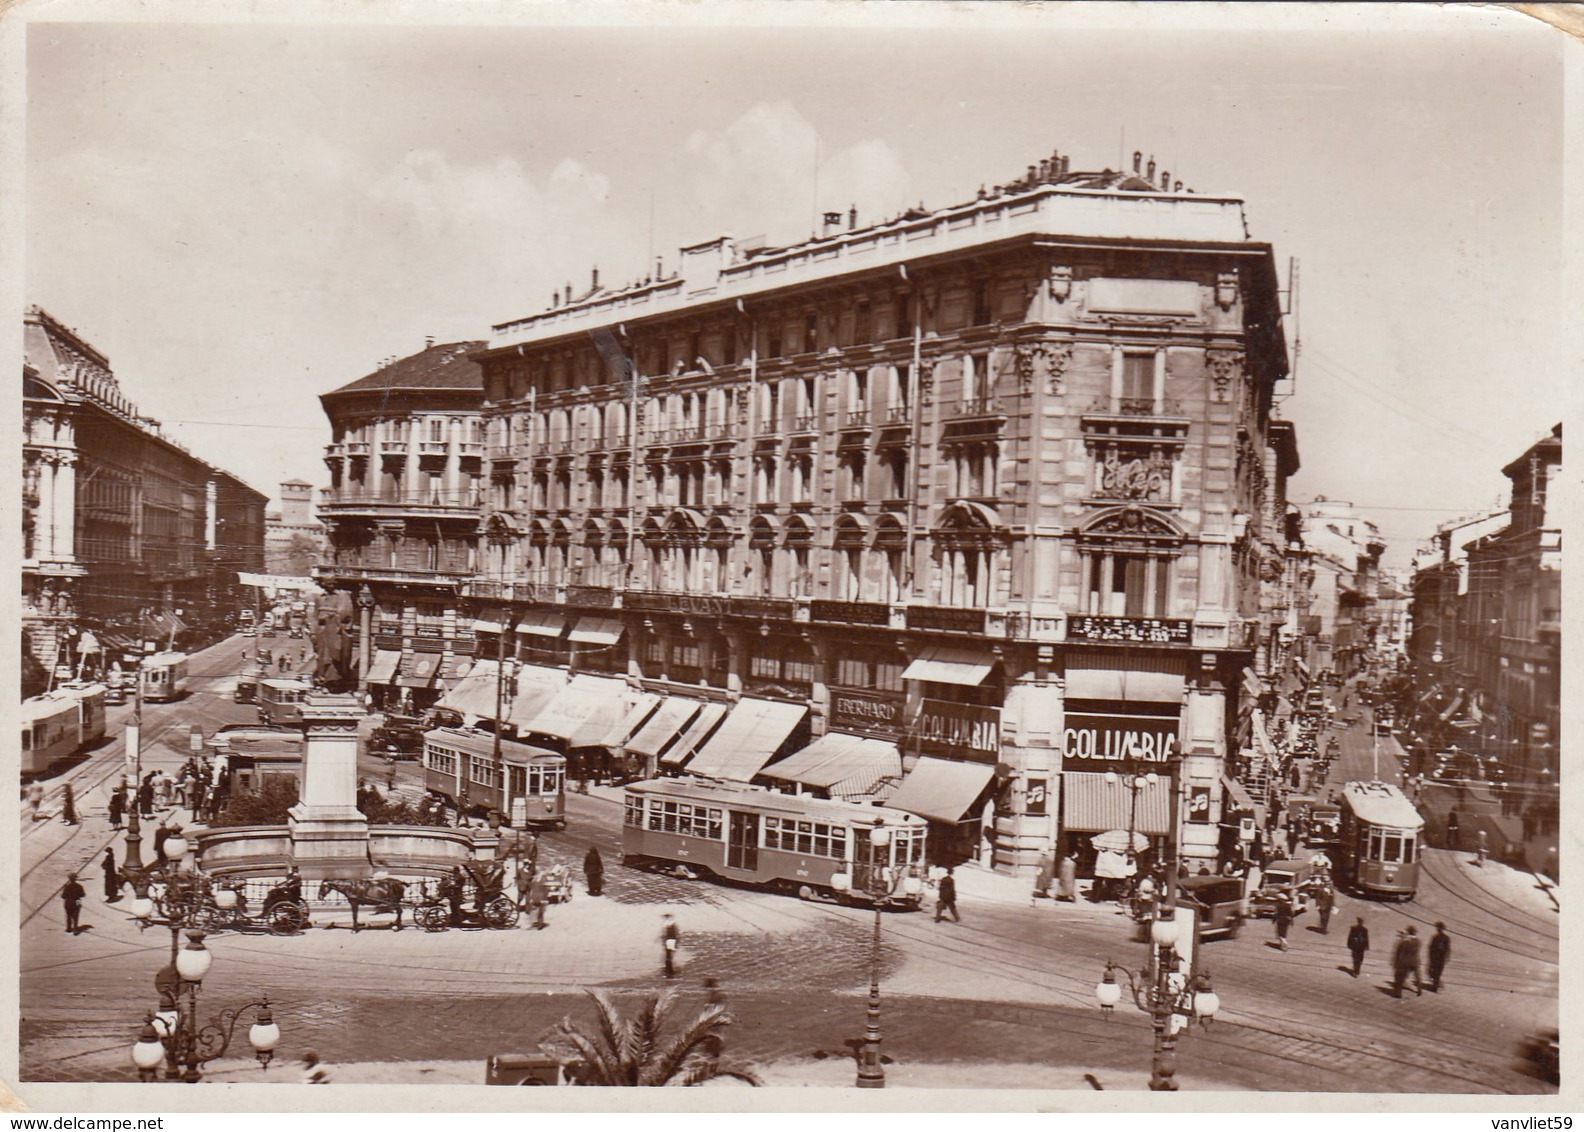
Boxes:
[445,865,466,927]
[27,780,45,822]
[1346,917,1370,977]
[583,845,605,897]
[136,774,155,819]
[1315,883,1335,933]
[934,867,960,923]
[108,786,124,831]
[661,914,681,978]
[300,1050,332,1085]
[1474,829,1489,868]
[1391,926,1423,997]
[1273,892,1294,951]
[1056,853,1078,902]
[1427,923,1452,992]
[62,874,86,933]
[60,783,78,825]
[1445,810,1461,851]
[528,877,550,929]
[1032,850,1056,902]
[153,771,171,808]
[102,847,121,903]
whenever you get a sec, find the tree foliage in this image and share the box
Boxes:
[20,632,49,699]
[211,778,299,827]
[541,989,761,1087]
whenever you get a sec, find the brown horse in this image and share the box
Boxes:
[321,876,408,931]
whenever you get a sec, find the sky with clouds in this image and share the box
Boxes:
[22,5,1573,568]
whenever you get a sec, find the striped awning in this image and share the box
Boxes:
[436,659,505,722]
[517,611,569,638]
[1060,771,1172,836]
[686,698,807,782]
[600,693,661,748]
[527,674,630,745]
[365,649,401,686]
[509,664,570,727]
[395,652,440,688]
[569,616,625,646]
[660,701,729,767]
[884,757,996,825]
[902,646,997,686]
[1067,655,1186,703]
[760,732,901,800]
[624,697,702,757]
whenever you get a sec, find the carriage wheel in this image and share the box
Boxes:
[268,902,308,935]
[415,904,449,932]
[199,905,231,931]
[485,897,520,930]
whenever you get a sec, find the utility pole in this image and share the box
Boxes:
[124,658,146,869]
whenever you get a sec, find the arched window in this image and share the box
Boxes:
[931,501,1004,608]
[784,517,813,598]
[834,515,867,601]
[1076,505,1185,618]
[749,516,777,596]
[874,514,908,603]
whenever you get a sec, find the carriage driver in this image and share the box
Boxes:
[264,867,303,913]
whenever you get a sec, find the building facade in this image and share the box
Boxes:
[316,340,488,711]
[435,152,1296,873]
[263,479,329,576]
[22,306,267,666]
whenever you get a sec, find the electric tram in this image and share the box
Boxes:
[1337,779,1423,900]
[422,727,567,828]
[19,684,107,777]
[139,652,190,702]
[621,778,929,908]
[257,678,311,727]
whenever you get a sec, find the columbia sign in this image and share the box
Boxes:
[1061,712,1180,770]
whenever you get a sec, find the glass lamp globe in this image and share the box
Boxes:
[1151,915,1180,948]
[248,1004,280,1058]
[175,933,212,983]
[869,823,890,848]
[129,896,156,922]
[1193,984,1221,1020]
[1095,966,1122,1010]
[831,872,852,893]
[132,1019,167,1071]
[903,875,923,896]
[1144,773,1159,787]
[162,834,189,861]
[1104,770,1119,786]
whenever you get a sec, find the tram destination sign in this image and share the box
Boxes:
[1067,615,1191,645]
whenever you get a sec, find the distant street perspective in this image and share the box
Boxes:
[18,15,1564,1101]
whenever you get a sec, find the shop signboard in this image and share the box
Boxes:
[1067,615,1191,645]
[829,687,906,739]
[905,605,988,634]
[811,600,890,627]
[1061,711,1181,771]
[915,698,1000,760]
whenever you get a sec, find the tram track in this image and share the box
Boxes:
[1418,850,1557,937]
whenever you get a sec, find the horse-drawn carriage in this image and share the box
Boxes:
[411,860,521,931]
[147,871,310,935]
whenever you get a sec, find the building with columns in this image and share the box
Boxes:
[371,149,1299,876]
[22,306,267,668]
[315,339,487,711]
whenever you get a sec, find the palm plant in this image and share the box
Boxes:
[540,988,762,1087]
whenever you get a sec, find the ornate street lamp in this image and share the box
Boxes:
[129,931,280,1083]
[1095,903,1220,1091]
[831,817,898,1088]
[1104,769,1158,903]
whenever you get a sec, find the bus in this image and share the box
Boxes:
[1337,779,1423,901]
[422,727,566,829]
[621,778,929,909]
[257,678,312,727]
[139,652,190,702]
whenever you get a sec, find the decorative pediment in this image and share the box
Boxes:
[1078,505,1186,542]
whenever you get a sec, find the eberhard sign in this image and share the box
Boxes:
[1061,711,1181,770]
[830,687,905,738]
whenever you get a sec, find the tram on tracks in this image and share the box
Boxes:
[422,727,566,828]
[621,778,929,908]
[20,683,108,777]
[1337,779,1423,900]
[139,651,190,702]
[257,678,311,727]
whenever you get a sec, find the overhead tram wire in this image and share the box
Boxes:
[1299,347,1491,447]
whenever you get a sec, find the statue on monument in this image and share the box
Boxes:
[311,589,357,694]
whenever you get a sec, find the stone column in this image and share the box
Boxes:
[56,453,77,559]
[38,454,56,559]
[288,693,371,878]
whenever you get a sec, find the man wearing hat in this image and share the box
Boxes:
[61,874,86,934]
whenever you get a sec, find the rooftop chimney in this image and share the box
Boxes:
[1133,151,1143,173]
[591,266,600,291]
[848,205,858,230]
[424,334,435,349]
[1161,170,1170,189]
[1146,156,1156,180]
[822,210,842,235]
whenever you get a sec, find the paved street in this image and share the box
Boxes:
[17,640,1557,1094]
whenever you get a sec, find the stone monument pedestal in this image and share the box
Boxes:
[288,692,371,879]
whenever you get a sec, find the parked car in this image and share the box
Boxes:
[1177,875,1245,939]
[1518,1028,1559,1084]
[1249,858,1315,917]
[369,717,427,758]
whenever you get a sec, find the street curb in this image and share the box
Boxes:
[1533,871,1560,912]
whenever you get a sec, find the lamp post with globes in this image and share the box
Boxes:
[130,931,280,1083]
[1094,902,1220,1090]
[831,817,909,1089]
[1104,768,1158,906]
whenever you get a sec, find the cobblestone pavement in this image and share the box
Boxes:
[17,651,1558,1098]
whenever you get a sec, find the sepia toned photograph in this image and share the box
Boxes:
[7,0,1573,1110]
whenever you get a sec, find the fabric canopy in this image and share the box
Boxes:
[437,655,472,683]
[1293,659,1311,680]
[1241,667,1266,702]
[395,652,440,688]
[1065,655,1186,703]
[600,693,661,748]
[685,698,806,782]
[1222,775,1256,813]
[627,697,704,757]
[517,610,569,638]
[1061,771,1172,835]
[1437,695,1465,724]
[661,701,729,767]
[365,650,401,686]
[508,664,570,727]
[901,646,997,686]
[569,616,625,646]
[526,674,630,745]
[759,731,901,801]
[436,658,505,722]
[883,757,996,824]
[471,619,505,634]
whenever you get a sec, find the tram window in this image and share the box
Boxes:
[428,748,458,776]
[625,797,644,827]
[1402,836,1416,863]
[1368,832,1383,860]
[509,766,527,797]
[472,760,501,789]
[764,817,844,858]
[1381,834,1403,863]
[647,799,722,839]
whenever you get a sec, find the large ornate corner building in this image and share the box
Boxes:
[316,339,489,710]
[423,151,1300,874]
[22,306,267,667]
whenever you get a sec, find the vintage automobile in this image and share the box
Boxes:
[1176,875,1245,940]
[1248,858,1316,917]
